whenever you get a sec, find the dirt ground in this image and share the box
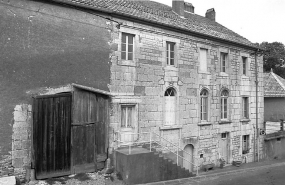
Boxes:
[25,172,125,185]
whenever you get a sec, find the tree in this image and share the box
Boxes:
[260,42,285,78]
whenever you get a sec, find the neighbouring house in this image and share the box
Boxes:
[264,70,285,159]
[0,0,264,184]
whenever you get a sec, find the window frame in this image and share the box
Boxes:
[200,89,209,121]
[220,52,228,73]
[242,97,249,119]
[166,42,175,66]
[221,90,229,120]
[199,48,208,72]
[120,104,135,129]
[242,135,250,154]
[121,32,134,61]
[242,56,247,76]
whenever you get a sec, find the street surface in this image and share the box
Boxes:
[185,164,285,185]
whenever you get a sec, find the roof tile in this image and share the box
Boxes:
[264,72,285,97]
[55,0,256,47]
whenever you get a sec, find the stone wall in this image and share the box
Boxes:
[109,18,264,169]
[12,104,32,182]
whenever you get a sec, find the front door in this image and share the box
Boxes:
[220,133,229,163]
[183,144,194,172]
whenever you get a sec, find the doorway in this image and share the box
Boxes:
[220,132,230,163]
[183,144,194,172]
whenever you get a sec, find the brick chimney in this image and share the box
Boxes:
[172,0,184,17]
[205,8,215,21]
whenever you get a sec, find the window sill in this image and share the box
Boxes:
[164,65,178,71]
[219,120,232,124]
[198,70,210,74]
[240,119,251,123]
[160,125,182,130]
[219,72,229,77]
[119,60,136,67]
[241,75,249,80]
[198,121,212,126]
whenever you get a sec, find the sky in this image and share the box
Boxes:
[152,0,285,45]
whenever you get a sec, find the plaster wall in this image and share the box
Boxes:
[264,97,285,122]
[0,0,111,160]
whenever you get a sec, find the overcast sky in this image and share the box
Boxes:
[153,0,285,45]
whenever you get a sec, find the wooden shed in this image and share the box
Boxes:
[32,84,110,179]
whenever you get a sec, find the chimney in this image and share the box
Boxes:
[205,8,215,21]
[184,2,194,18]
[172,0,184,17]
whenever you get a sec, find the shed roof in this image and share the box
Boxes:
[51,0,258,49]
[264,71,285,97]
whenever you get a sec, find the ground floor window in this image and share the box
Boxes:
[121,105,135,128]
[242,135,250,154]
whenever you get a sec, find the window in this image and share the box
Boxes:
[121,105,135,128]
[242,57,247,75]
[242,97,249,119]
[242,135,250,154]
[166,42,175,66]
[164,87,176,125]
[199,48,208,72]
[121,33,134,60]
[200,89,208,121]
[221,90,229,120]
[220,52,227,73]
[221,133,227,139]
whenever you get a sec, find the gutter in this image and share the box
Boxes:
[50,0,261,51]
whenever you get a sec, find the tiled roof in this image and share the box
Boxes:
[264,71,285,97]
[53,0,257,48]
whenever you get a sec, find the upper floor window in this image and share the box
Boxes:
[220,52,228,73]
[242,57,247,75]
[121,33,134,60]
[199,48,208,72]
[221,90,229,120]
[121,105,135,128]
[200,89,209,121]
[166,42,175,66]
[242,97,249,119]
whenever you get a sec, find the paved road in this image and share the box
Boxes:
[185,164,285,185]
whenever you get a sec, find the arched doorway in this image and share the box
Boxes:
[183,144,194,172]
[164,87,176,125]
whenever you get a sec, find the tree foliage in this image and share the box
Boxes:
[260,42,285,78]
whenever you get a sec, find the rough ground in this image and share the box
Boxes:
[25,172,125,185]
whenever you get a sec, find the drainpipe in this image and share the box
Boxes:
[255,50,259,162]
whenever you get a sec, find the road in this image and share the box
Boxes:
[186,164,285,185]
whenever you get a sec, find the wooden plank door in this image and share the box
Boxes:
[72,89,109,173]
[33,94,72,179]
[72,89,97,173]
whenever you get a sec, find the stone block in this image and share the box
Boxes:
[12,158,23,168]
[0,176,16,185]
[134,86,145,96]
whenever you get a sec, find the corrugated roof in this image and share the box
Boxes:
[52,0,257,48]
[264,71,285,97]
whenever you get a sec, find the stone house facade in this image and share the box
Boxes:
[105,0,265,170]
[0,0,264,181]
